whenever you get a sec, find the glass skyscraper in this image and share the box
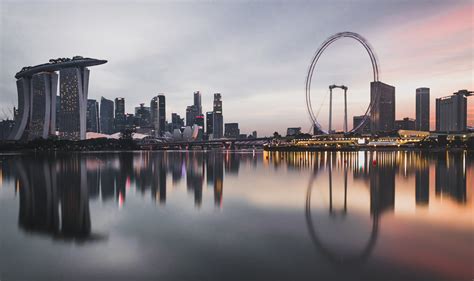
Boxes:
[100,97,114,134]
[370,81,395,134]
[416,88,430,131]
[59,67,90,140]
[212,93,223,139]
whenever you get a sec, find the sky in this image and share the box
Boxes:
[0,0,472,136]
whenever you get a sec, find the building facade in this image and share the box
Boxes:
[100,97,114,134]
[415,87,430,131]
[86,99,99,132]
[370,81,395,134]
[194,91,202,115]
[213,93,223,139]
[436,91,467,132]
[58,67,89,140]
[353,115,371,134]
[114,97,125,132]
[206,111,213,137]
[395,117,416,130]
[158,95,166,137]
[224,123,239,138]
[135,104,151,128]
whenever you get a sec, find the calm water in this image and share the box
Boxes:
[0,150,472,281]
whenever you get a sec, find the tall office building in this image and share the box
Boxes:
[436,90,468,132]
[213,93,223,139]
[370,81,395,134]
[114,97,125,132]
[195,114,205,140]
[150,96,158,135]
[206,111,213,137]
[100,97,114,134]
[59,67,89,140]
[194,91,202,115]
[224,123,239,138]
[86,99,99,132]
[186,105,198,127]
[158,95,166,137]
[171,113,184,131]
[416,88,430,131]
[134,103,151,128]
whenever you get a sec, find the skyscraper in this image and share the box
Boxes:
[100,97,114,134]
[134,103,151,128]
[86,99,99,132]
[158,95,166,137]
[206,111,213,137]
[194,91,202,115]
[114,97,125,132]
[59,67,90,140]
[370,81,395,134]
[28,72,58,140]
[195,114,205,140]
[416,88,430,131]
[436,90,468,132]
[150,96,158,135]
[171,113,184,131]
[213,93,223,139]
[186,105,198,127]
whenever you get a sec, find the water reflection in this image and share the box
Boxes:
[0,150,471,273]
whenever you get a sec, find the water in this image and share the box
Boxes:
[0,150,472,281]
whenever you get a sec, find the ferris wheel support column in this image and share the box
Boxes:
[344,88,348,133]
[329,88,333,133]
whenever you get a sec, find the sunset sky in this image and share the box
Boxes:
[0,0,472,136]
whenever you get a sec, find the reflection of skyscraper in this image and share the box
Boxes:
[18,159,59,233]
[59,157,90,237]
[225,153,240,175]
[435,152,466,203]
[59,67,90,140]
[369,155,395,215]
[87,162,100,199]
[415,165,429,205]
[214,154,224,207]
[17,155,93,240]
[186,155,204,207]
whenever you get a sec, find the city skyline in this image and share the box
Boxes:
[0,1,472,136]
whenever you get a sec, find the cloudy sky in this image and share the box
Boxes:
[0,0,472,136]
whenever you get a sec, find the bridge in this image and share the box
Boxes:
[138,137,273,150]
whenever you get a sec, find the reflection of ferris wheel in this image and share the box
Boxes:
[305,167,379,266]
[305,32,380,134]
